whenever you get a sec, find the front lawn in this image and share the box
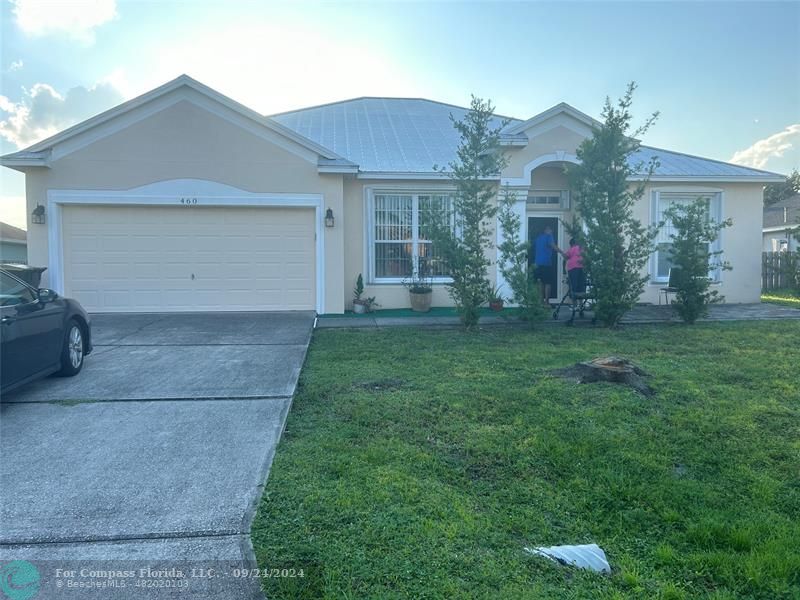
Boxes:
[762,289,800,308]
[251,322,800,599]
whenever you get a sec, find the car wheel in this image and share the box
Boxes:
[57,320,85,377]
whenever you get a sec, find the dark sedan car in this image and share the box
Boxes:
[1,268,93,395]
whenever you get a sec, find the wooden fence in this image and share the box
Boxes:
[762,251,798,291]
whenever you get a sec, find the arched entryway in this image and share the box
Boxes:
[498,152,580,303]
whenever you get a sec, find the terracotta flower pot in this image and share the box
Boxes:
[409,290,432,312]
[489,299,504,312]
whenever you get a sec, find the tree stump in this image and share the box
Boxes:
[551,356,654,396]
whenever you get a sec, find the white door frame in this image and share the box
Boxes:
[526,210,566,302]
[47,178,326,313]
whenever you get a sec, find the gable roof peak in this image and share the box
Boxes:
[503,102,601,136]
[0,74,354,169]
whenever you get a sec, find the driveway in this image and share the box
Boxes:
[0,312,314,599]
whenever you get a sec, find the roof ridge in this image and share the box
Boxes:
[639,144,786,177]
[270,96,522,123]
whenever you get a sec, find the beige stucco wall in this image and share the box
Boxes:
[341,176,765,311]
[636,182,764,304]
[505,125,585,176]
[530,166,569,191]
[22,98,346,313]
[342,178,493,310]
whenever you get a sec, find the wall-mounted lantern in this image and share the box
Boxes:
[31,203,46,225]
[325,208,334,228]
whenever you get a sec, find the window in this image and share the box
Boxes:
[371,192,453,281]
[0,272,37,307]
[527,194,560,205]
[527,190,570,209]
[652,191,722,282]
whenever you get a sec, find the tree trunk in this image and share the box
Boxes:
[552,356,654,396]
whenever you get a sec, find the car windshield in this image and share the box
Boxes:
[0,272,37,306]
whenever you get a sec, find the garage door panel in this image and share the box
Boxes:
[62,205,315,312]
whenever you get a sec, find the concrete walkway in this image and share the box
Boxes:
[316,302,800,329]
[0,312,314,599]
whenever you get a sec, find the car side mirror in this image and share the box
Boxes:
[38,289,58,304]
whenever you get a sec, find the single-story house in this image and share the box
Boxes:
[763,194,800,252]
[0,222,28,264]
[0,75,784,313]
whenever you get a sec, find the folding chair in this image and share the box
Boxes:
[659,268,681,305]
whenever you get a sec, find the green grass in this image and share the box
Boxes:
[251,322,800,599]
[761,289,800,308]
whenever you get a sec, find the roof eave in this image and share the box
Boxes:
[356,171,500,181]
[318,164,359,174]
[499,138,528,147]
[629,174,784,183]
[763,225,798,232]
[0,155,50,170]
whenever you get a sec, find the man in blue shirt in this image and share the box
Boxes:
[533,225,559,304]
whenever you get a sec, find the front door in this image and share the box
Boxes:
[528,216,560,302]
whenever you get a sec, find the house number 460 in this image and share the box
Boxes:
[180,197,198,205]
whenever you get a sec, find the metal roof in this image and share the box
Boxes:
[272,97,783,180]
[272,97,518,174]
[0,222,27,243]
[629,145,782,180]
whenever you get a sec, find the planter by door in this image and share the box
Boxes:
[489,299,504,312]
[409,291,432,312]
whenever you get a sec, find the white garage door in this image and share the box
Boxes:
[62,205,316,312]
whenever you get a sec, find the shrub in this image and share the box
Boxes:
[429,96,508,329]
[664,199,732,323]
[497,186,547,323]
[567,83,660,327]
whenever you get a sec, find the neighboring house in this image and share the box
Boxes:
[0,222,28,264]
[0,75,783,314]
[763,194,800,252]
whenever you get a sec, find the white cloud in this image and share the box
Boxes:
[99,68,134,99]
[730,124,800,169]
[9,60,24,72]
[0,81,123,149]
[11,0,117,44]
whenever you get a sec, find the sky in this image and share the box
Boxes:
[1,0,799,229]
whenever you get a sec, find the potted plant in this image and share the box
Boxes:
[352,274,376,314]
[489,285,505,312]
[403,272,433,312]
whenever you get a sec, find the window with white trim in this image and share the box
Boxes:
[370,192,454,282]
[652,191,723,282]
[526,190,570,209]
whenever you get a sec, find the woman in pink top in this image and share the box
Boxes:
[559,238,585,302]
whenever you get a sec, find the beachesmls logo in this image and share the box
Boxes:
[0,561,40,600]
